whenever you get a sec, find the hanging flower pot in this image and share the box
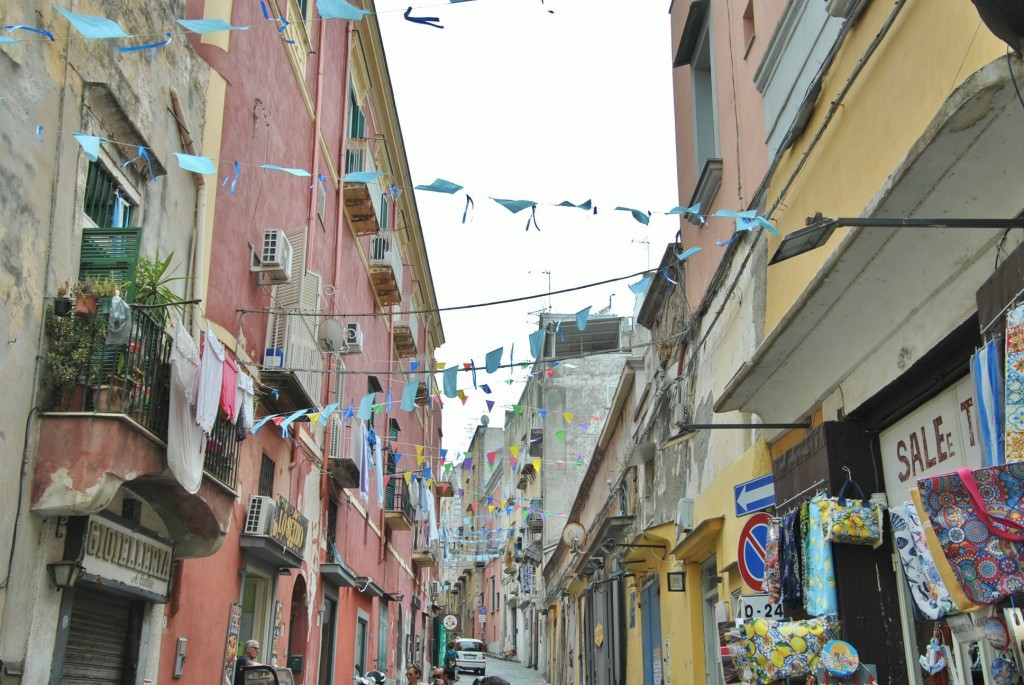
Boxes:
[54,297,73,317]
[75,293,98,317]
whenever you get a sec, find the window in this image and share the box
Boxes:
[258,454,274,497]
[347,89,366,140]
[692,16,720,175]
[84,161,134,228]
[379,192,390,230]
[490,576,496,611]
[377,604,389,673]
[326,499,338,553]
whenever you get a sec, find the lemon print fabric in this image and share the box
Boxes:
[824,481,884,547]
[723,615,840,684]
[805,495,839,616]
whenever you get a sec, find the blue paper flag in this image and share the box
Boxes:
[675,246,701,261]
[443,366,458,399]
[357,392,375,420]
[575,306,591,332]
[73,133,103,162]
[54,7,130,39]
[480,384,491,394]
[401,380,419,411]
[317,0,371,20]
[3,24,55,41]
[176,19,250,34]
[410,360,420,372]
[118,32,172,53]
[529,329,545,358]
[0,36,17,44]
[343,171,385,183]
[493,198,535,214]
[261,164,312,177]
[615,206,651,225]
[174,152,216,175]
[557,199,592,210]
[712,209,757,232]
[485,347,503,374]
[538,408,548,420]
[629,275,653,294]
[667,203,700,216]
[415,178,463,194]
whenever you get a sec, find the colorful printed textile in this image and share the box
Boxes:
[824,480,884,547]
[723,614,840,685]
[780,509,803,608]
[1006,303,1024,461]
[974,338,1005,466]
[889,503,957,620]
[764,518,782,603]
[916,463,1024,605]
[804,495,838,616]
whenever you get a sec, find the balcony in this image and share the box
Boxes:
[527,499,543,532]
[392,304,419,358]
[327,414,360,487]
[343,140,382,237]
[412,543,438,570]
[33,308,235,558]
[368,230,403,307]
[384,472,414,531]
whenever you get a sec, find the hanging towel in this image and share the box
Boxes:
[375,439,384,505]
[804,495,838,616]
[220,355,238,422]
[358,421,370,502]
[779,509,803,608]
[235,372,255,430]
[890,503,957,621]
[195,324,225,434]
[427,488,439,543]
[167,319,205,493]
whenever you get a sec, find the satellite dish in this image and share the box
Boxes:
[318,318,346,352]
[561,521,587,553]
[480,415,490,426]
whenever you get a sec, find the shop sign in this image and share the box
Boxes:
[879,376,982,504]
[81,514,173,598]
[270,496,308,558]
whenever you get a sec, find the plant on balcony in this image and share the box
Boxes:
[54,280,74,317]
[44,304,106,408]
[130,251,190,320]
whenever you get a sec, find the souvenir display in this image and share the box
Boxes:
[889,503,957,620]
[821,640,860,678]
[824,479,885,547]
[805,495,838,616]
[723,614,839,685]
[916,463,1024,605]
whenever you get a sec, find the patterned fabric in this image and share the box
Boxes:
[804,495,838,616]
[916,462,1024,605]
[1006,304,1024,461]
[780,509,802,608]
[824,480,884,547]
[974,338,1005,466]
[723,614,840,685]
[889,503,957,620]
[764,518,782,603]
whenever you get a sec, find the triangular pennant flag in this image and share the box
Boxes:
[509,455,518,472]
[383,475,391,487]
[485,347,503,374]
[424,466,432,480]
[394,453,402,465]
[492,198,535,214]
[629,275,653,294]
[317,0,371,20]
[463,457,473,470]
[308,412,322,424]
[488,505,496,514]
[487,451,496,466]
[563,412,573,423]
[73,133,104,162]
[576,306,591,331]
[533,458,541,472]
[486,400,495,412]
[54,7,130,39]
[443,366,458,398]
[538,408,548,420]
[457,389,468,404]
[529,329,545,358]
[555,430,565,443]
[481,384,492,394]
[514,404,522,416]
[404,471,413,484]
[510,445,519,458]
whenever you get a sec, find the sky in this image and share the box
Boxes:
[374,0,681,455]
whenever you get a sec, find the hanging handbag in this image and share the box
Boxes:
[723,614,840,685]
[916,462,1024,605]
[824,479,884,547]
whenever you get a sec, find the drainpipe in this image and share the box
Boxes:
[169,88,207,340]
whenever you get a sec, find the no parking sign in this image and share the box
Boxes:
[737,512,771,592]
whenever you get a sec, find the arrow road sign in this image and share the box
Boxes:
[734,473,775,517]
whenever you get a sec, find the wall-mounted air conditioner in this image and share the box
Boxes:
[250,229,293,284]
[428,580,441,597]
[244,496,278,536]
[343,322,363,354]
[675,497,694,533]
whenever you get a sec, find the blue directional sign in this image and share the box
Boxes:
[734,473,775,517]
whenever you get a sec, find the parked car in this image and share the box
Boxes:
[454,638,486,675]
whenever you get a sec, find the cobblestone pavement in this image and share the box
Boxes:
[455,656,548,685]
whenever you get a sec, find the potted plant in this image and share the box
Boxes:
[44,305,105,410]
[74,276,99,317]
[54,280,73,317]
[131,251,191,320]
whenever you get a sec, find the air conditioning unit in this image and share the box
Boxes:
[675,497,694,533]
[250,229,293,284]
[244,496,278,536]
[343,322,363,354]
[428,580,441,597]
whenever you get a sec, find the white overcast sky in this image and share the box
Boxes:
[375,0,680,454]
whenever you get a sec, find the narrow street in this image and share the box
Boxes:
[460,658,547,685]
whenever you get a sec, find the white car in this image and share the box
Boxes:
[454,638,486,675]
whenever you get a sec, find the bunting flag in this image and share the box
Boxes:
[463,457,473,471]
[357,393,375,420]
[576,306,591,331]
[563,412,573,423]
[509,455,518,472]
[401,380,419,411]
[555,430,565,443]
[533,458,541,473]
[443,366,458,398]
[538,408,548,420]
[487,451,496,466]
[486,400,495,412]
[529,329,545,358]
[510,445,519,458]
[486,347,503,374]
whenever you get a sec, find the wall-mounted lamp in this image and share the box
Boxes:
[47,561,84,590]
[660,422,811,450]
[666,571,685,592]
[769,213,1024,265]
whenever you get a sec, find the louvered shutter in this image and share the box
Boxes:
[78,226,141,300]
[265,226,307,360]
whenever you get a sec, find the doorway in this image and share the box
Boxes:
[318,593,337,685]
[640,579,663,685]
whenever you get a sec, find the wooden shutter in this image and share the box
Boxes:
[78,226,141,300]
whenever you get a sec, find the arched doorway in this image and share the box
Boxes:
[288,575,308,681]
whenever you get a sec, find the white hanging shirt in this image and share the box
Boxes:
[195,324,225,435]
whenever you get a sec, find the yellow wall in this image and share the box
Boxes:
[764,0,1006,331]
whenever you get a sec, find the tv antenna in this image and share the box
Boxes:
[529,270,552,312]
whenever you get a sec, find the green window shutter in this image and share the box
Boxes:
[78,226,141,301]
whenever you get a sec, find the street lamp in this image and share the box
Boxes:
[47,560,84,590]
[768,213,1024,265]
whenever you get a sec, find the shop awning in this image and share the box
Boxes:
[670,516,725,560]
[621,522,674,565]
[240,535,303,569]
[321,561,359,587]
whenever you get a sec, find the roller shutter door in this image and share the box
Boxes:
[60,587,134,684]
